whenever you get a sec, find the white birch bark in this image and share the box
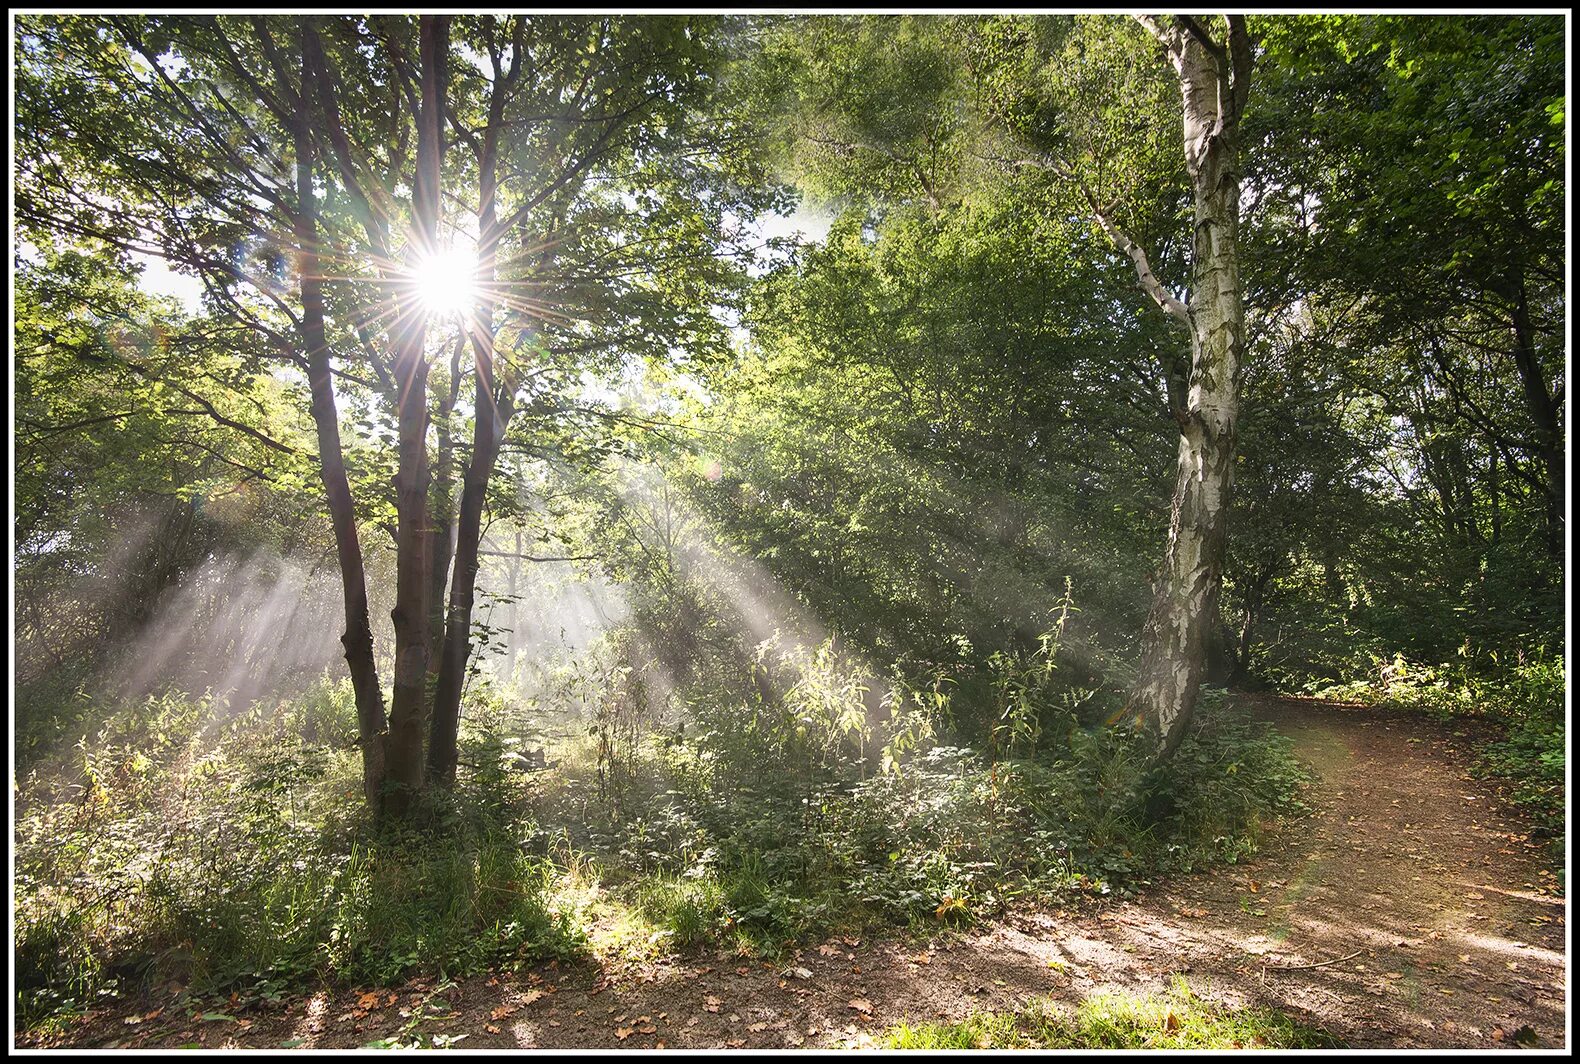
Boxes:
[1125,15,1251,759]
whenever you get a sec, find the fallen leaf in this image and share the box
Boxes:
[639,1025,657,1035]
[848,998,873,1014]
[748,1022,768,1032]
[490,1005,519,1021]
[615,1027,634,1040]
[704,995,723,1013]
[726,1039,745,1048]
[484,1025,501,1035]
[356,992,380,1010]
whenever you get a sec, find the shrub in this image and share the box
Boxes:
[14,681,585,1029]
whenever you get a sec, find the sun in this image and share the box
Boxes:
[410,245,479,318]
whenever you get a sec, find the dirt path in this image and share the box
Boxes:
[31,697,1567,1050]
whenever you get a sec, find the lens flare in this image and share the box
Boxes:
[410,245,479,318]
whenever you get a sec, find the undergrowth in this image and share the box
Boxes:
[533,647,1312,957]
[13,678,586,1032]
[15,633,1314,1034]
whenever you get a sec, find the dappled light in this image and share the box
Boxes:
[11,9,1565,1054]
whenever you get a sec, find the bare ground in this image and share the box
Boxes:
[21,696,1567,1051]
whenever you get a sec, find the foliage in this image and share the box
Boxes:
[8,11,1566,1041]
[13,680,585,1028]
[528,622,1313,953]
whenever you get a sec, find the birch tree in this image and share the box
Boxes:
[1121,14,1253,758]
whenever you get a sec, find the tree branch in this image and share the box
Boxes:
[1083,188,1194,329]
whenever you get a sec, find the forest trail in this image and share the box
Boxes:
[45,697,1567,1051]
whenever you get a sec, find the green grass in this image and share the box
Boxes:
[15,669,1320,1034]
[881,977,1342,1049]
[13,680,589,1029]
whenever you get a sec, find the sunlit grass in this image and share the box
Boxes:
[880,977,1343,1049]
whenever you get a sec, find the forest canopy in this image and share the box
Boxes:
[10,11,1567,1052]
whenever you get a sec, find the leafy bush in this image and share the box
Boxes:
[570,656,1313,952]
[14,678,585,1029]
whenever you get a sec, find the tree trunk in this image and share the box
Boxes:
[1229,563,1272,688]
[382,14,449,813]
[294,34,388,812]
[1510,282,1563,561]
[1488,440,1502,546]
[428,337,467,679]
[1128,16,1251,761]
[426,89,513,785]
[426,368,509,785]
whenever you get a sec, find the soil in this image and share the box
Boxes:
[20,696,1567,1051]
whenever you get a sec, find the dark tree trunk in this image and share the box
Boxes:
[428,337,467,679]
[382,14,450,813]
[1510,283,1563,561]
[426,82,515,785]
[294,32,387,811]
[1228,563,1273,689]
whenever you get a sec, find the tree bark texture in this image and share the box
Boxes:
[382,14,449,812]
[1127,15,1251,760]
[294,30,388,811]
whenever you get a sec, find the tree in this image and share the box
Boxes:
[15,12,779,815]
[1067,14,1255,758]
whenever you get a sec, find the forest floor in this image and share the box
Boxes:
[25,695,1568,1051]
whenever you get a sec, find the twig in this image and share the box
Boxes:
[1263,949,1363,972]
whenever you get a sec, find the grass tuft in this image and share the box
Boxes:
[881,977,1342,1049]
